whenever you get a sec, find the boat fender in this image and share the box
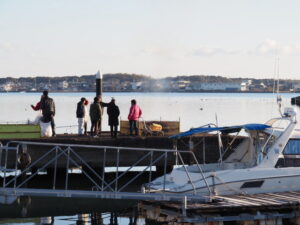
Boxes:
[18,152,31,169]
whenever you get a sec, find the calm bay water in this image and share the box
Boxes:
[1,92,300,224]
[0,92,299,134]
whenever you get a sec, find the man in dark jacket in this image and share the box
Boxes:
[107,98,120,138]
[89,97,102,137]
[40,90,56,136]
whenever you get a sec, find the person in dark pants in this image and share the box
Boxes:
[76,97,88,135]
[128,99,142,136]
[107,98,120,138]
[89,97,102,137]
[40,90,56,136]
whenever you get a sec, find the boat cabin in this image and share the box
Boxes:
[171,106,299,172]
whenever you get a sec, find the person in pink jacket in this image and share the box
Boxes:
[128,99,142,136]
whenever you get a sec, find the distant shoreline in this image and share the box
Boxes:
[1,90,299,94]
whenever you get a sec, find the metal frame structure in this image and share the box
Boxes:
[0,141,211,203]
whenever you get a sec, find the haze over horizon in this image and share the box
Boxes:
[1,0,300,79]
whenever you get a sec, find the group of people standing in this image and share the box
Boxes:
[77,96,142,138]
[32,91,143,138]
[77,96,121,138]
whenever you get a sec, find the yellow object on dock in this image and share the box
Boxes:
[0,124,41,139]
[149,123,162,131]
[120,120,179,136]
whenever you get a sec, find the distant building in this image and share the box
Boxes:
[192,82,240,91]
[294,83,300,92]
[174,80,190,91]
[240,80,252,91]
[132,81,143,90]
[248,82,266,92]
[58,81,69,89]
[1,82,14,91]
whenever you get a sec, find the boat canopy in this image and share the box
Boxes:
[170,123,271,139]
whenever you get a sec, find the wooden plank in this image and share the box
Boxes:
[214,196,261,206]
[0,124,40,133]
[236,195,284,205]
[0,124,41,139]
[254,194,292,204]
[265,193,300,202]
[274,192,300,201]
[0,132,41,139]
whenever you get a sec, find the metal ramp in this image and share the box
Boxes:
[0,141,212,203]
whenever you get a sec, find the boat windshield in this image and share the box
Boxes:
[250,118,290,165]
[224,124,285,166]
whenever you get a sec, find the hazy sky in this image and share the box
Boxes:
[1,0,300,79]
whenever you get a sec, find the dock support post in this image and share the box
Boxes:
[96,70,103,134]
[182,196,187,217]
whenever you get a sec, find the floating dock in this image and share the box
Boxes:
[140,191,300,224]
[1,133,300,224]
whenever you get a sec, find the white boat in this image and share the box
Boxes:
[146,97,300,196]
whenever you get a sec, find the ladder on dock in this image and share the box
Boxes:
[0,141,211,203]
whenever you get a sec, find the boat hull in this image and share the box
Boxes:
[147,167,300,196]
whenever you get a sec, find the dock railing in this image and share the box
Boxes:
[0,141,212,203]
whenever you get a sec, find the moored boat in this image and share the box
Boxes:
[145,97,300,196]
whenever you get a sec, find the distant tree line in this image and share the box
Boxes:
[0,73,299,92]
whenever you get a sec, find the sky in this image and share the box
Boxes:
[1,0,300,79]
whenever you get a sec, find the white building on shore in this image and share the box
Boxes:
[191,82,241,91]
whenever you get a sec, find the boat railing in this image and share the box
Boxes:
[0,141,212,203]
[260,117,292,158]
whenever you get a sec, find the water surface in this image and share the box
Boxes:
[0,92,298,133]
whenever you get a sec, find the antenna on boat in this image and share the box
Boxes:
[274,56,283,117]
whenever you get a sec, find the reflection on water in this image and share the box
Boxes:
[1,196,300,225]
[0,196,141,225]
[0,213,141,225]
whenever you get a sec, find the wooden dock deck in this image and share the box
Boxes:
[139,191,300,224]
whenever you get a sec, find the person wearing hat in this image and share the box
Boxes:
[40,90,56,136]
[107,98,120,138]
[76,97,89,135]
